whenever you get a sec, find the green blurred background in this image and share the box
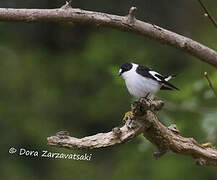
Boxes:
[0,0,217,179]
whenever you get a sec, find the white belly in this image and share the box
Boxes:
[124,74,160,98]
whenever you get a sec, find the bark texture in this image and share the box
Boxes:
[47,99,217,167]
[0,6,216,67]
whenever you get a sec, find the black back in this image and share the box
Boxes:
[136,65,155,80]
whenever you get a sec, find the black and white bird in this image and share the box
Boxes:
[119,62,179,98]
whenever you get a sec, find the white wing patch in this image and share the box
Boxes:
[165,75,172,81]
[149,71,163,81]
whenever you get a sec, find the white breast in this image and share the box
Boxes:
[122,64,160,98]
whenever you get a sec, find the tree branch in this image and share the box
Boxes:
[198,0,217,28]
[204,72,217,98]
[0,6,217,67]
[47,99,217,167]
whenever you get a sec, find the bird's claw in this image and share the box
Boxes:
[139,93,154,103]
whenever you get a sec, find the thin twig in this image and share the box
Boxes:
[204,72,217,98]
[198,0,217,28]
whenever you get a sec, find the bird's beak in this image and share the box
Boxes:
[118,69,122,76]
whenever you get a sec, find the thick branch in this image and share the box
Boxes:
[47,99,217,166]
[0,7,217,67]
[47,120,145,149]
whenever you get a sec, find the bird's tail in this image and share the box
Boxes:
[165,74,176,81]
[162,74,179,91]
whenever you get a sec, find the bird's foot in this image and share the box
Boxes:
[144,92,150,99]
[122,111,134,123]
[139,93,154,103]
[139,97,152,105]
[201,142,213,148]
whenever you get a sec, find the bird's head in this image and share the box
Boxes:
[118,62,133,76]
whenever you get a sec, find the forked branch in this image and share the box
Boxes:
[47,98,217,166]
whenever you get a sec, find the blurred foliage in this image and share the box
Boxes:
[0,0,217,180]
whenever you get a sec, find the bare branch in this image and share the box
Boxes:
[0,7,216,67]
[204,72,217,98]
[198,0,217,28]
[47,99,217,166]
[48,121,144,149]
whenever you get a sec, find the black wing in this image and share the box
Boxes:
[136,65,179,91]
[154,74,179,91]
[160,84,174,90]
[136,65,156,80]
